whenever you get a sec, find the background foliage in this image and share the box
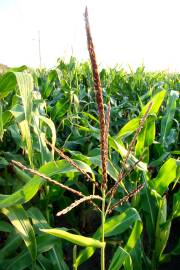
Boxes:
[0,58,179,269]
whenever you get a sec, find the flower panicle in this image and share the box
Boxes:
[56,195,102,216]
[84,7,108,191]
[123,102,153,167]
[108,184,144,214]
[46,140,98,188]
[11,160,83,197]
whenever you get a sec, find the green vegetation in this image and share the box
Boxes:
[0,11,180,270]
[0,56,179,269]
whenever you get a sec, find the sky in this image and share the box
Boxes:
[0,0,180,71]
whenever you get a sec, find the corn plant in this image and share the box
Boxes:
[0,6,179,270]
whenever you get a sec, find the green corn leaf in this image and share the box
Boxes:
[153,197,171,264]
[47,244,69,270]
[38,115,56,158]
[76,208,142,267]
[19,119,33,166]
[160,90,179,150]
[151,158,177,195]
[8,65,27,72]
[141,173,162,241]
[172,190,180,218]
[0,235,22,260]
[32,113,56,164]
[2,110,12,128]
[110,137,147,171]
[103,208,141,238]
[0,234,68,270]
[4,72,34,166]
[0,221,13,233]
[27,207,50,230]
[0,104,4,140]
[130,240,142,270]
[108,247,132,270]
[12,166,32,184]
[117,117,140,138]
[10,104,25,123]
[1,205,37,261]
[37,254,52,270]
[15,72,33,123]
[28,205,70,270]
[108,220,143,270]
[125,220,143,252]
[28,207,69,269]
[117,90,166,139]
[0,72,17,99]
[135,115,156,159]
[4,250,31,270]
[171,239,180,256]
[40,228,105,248]
[16,73,33,166]
[141,90,166,115]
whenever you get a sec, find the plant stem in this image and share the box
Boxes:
[101,190,106,270]
[73,245,77,270]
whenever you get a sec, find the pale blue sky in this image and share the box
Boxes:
[0,0,180,71]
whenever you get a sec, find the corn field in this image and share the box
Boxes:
[0,9,180,270]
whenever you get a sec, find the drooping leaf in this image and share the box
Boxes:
[40,228,105,248]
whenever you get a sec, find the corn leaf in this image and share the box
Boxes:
[172,190,180,218]
[117,90,166,139]
[151,158,177,195]
[75,208,142,267]
[1,205,37,261]
[0,104,4,140]
[110,137,147,171]
[0,72,17,99]
[141,90,166,115]
[117,117,140,138]
[160,90,179,150]
[154,197,171,264]
[108,247,132,270]
[40,228,105,248]
[0,235,22,260]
